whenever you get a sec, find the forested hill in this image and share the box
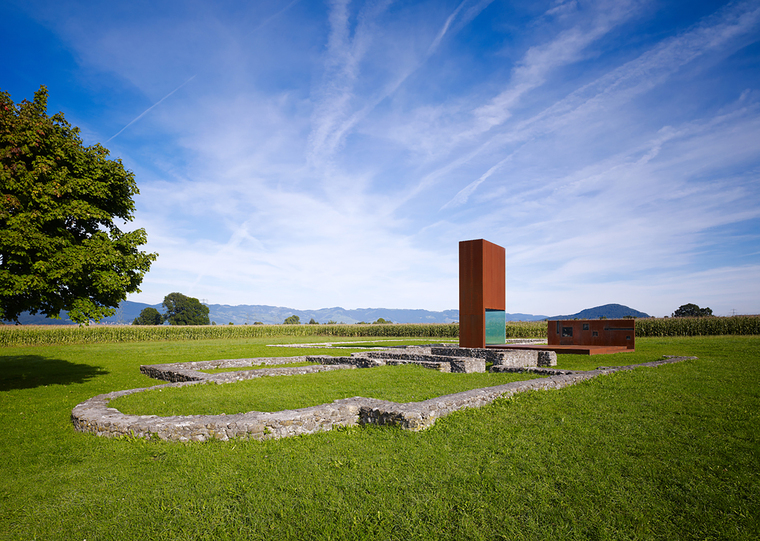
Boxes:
[550,303,650,320]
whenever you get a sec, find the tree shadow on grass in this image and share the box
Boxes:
[0,355,109,391]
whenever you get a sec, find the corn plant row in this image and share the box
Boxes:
[2,316,757,347]
[511,316,760,338]
[634,316,760,337]
[0,323,459,347]
[506,321,547,338]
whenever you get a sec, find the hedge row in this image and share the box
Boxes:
[1,316,757,347]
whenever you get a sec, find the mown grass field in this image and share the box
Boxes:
[1,334,758,540]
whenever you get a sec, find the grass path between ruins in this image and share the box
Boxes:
[0,335,758,540]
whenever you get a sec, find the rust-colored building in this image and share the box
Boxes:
[548,319,635,352]
[496,318,636,355]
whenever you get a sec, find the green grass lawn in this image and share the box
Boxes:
[1,335,758,540]
[114,364,544,415]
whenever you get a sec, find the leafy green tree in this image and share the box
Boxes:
[373,317,392,324]
[672,303,713,318]
[283,315,300,325]
[132,307,162,325]
[162,292,209,325]
[308,318,318,325]
[0,86,156,324]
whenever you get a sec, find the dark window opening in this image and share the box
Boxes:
[592,331,599,337]
[562,327,573,337]
[582,323,590,331]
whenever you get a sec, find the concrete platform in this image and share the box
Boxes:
[488,344,634,355]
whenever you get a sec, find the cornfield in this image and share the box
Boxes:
[2,316,757,347]
[634,315,760,337]
[506,321,546,338]
[0,323,459,347]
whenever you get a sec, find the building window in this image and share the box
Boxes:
[582,323,590,331]
[562,327,573,337]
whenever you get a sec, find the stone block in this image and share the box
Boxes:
[449,358,486,373]
[537,351,557,367]
[490,350,539,368]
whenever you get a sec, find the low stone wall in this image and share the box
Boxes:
[488,349,558,368]
[71,355,695,442]
[362,349,486,373]
[140,357,352,384]
[72,384,385,442]
[385,359,452,372]
[430,347,557,367]
[307,348,490,373]
[489,366,575,375]
[307,354,386,369]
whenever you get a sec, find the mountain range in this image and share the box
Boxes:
[4,302,649,325]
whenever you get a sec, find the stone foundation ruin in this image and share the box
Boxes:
[71,345,695,443]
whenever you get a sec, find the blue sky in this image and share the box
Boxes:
[2,0,759,317]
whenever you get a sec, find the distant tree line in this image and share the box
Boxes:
[135,307,397,326]
[282,315,392,325]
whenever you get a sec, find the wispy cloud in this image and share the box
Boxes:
[470,0,641,134]
[403,0,760,207]
[308,0,495,167]
[440,152,515,210]
[428,0,495,54]
[106,75,197,142]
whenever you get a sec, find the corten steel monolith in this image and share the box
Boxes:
[459,239,506,348]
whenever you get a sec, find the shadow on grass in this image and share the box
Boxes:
[0,355,109,391]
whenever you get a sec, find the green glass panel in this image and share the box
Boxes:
[485,309,506,345]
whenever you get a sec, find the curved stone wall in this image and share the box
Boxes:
[72,352,695,442]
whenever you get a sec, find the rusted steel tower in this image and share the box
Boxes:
[459,239,506,348]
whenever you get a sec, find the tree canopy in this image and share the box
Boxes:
[132,307,162,325]
[283,315,300,325]
[0,86,156,324]
[162,292,209,325]
[672,303,713,318]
